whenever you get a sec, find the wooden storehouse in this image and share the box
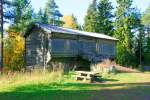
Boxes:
[24,23,118,70]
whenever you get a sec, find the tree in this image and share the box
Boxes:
[3,0,17,22]
[142,5,150,50]
[135,25,145,66]
[114,0,141,67]
[1,0,17,71]
[142,5,150,28]
[97,0,114,36]
[35,8,44,23]
[45,0,63,26]
[42,10,49,24]
[62,15,78,29]
[35,8,48,24]
[142,5,150,65]
[4,28,25,72]
[1,0,33,72]
[13,0,34,33]
[0,0,4,71]
[83,0,99,32]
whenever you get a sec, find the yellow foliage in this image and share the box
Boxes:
[4,29,25,71]
[62,15,78,29]
[14,36,25,54]
[7,28,20,37]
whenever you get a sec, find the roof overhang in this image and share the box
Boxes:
[25,23,119,41]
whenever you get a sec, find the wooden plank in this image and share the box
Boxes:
[75,71,99,75]
[76,76,92,81]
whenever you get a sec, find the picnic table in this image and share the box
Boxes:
[75,71,100,82]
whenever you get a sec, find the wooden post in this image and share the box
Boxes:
[148,27,150,38]
[139,31,142,66]
[96,39,99,54]
[65,39,70,53]
[43,34,46,74]
[0,0,3,73]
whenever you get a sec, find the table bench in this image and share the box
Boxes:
[75,71,100,82]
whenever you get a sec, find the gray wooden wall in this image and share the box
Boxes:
[51,33,116,62]
[25,28,50,68]
[25,28,117,69]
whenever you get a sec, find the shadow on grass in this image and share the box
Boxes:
[94,77,119,83]
[0,82,150,100]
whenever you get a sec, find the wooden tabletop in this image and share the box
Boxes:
[75,71,99,75]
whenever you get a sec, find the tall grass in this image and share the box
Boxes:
[91,59,139,74]
[91,59,116,74]
[0,69,64,91]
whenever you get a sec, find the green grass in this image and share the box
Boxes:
[0,72,150,100]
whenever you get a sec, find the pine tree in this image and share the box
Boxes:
[1,0,17,70]
[97,0,114,36]
[114,0,139,67]
[0,0,4,71]
[142,5,150,28]
[36,8,43,22]
[45,0,63,26]
[3,0,16,22]
[142,5,150,65]
[13,0,34,33]
[83,0,99,32]
[142,5,150,49]
[42,10,49,24]
[35,8,48,23]
[35,9,48,24]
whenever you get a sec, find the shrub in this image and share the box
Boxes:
[91,59,116,75]
[138,65,144,72]
[144,53,150,65]
[0,69,64,88]
[3,29,25,72]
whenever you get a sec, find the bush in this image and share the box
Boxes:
[0,69,65,91]
[91,59,116,75]
[144,53,150,65]
[3,29,25,72]
[138,65,144,72]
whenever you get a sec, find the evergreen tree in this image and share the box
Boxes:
[36,8,43,22]
[83,0,99,32]
[97,0,114,36]
[142,5,150,49]
[45,0,63,26]
[114,0,140,67]
[43,10,49,24]
[130,10,147,66]
[135,24,145,66]
[13,0,34,33]
[35,8,48,23]
[3,0,16,22]
[1,0,19,70]
[142,5,150,65]
[142,5,150,28]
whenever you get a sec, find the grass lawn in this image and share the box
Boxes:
[0,72,150,100]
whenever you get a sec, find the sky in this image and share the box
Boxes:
[31,0,150,25]
[24,0,150,25]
